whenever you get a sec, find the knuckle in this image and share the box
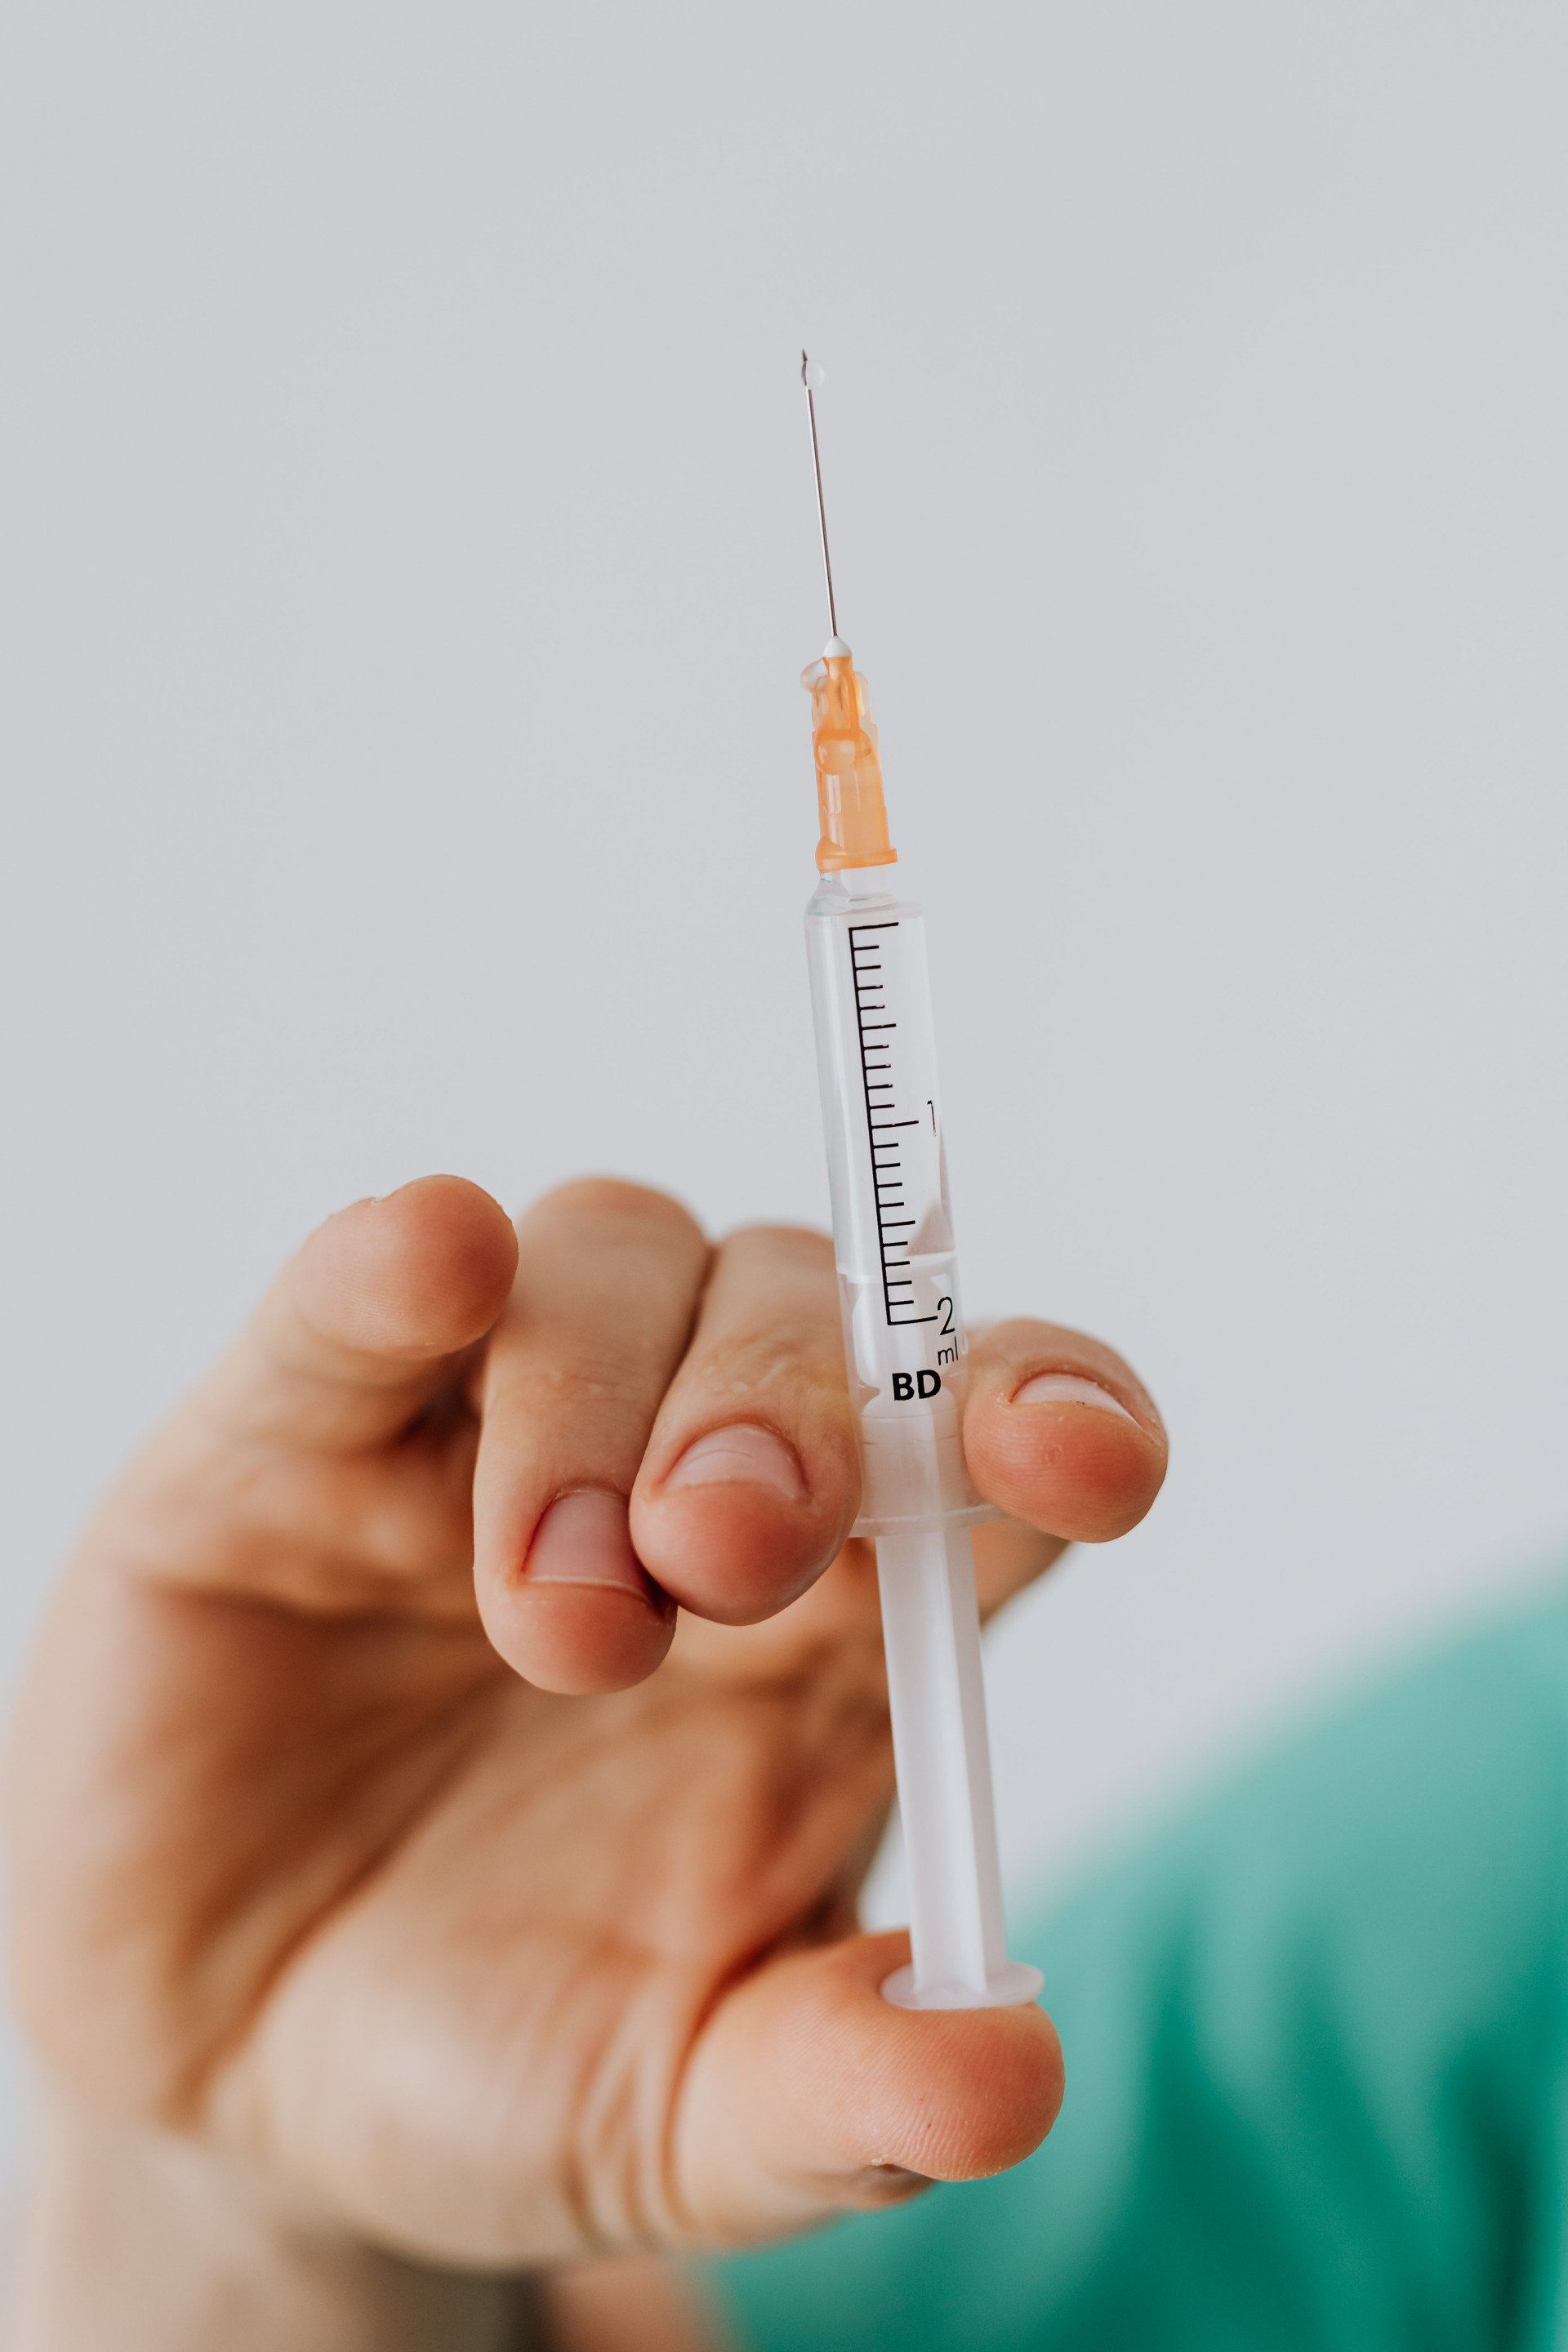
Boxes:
[977,1315,1080,1356]
[720,1220,833,1263]
[497,1344,667,1428]
[695,1327,847,1415]
[527,1174,705,1245]
[973,1317,1137,1392]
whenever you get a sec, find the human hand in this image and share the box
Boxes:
[6,1176,1165,2274]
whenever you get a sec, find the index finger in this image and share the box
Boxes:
[197,1176,519,1453]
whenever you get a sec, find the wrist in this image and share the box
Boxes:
[7,2089,529,2352]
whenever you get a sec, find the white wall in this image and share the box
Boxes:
[4,0,1567,2201]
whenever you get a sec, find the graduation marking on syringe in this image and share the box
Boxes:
[848,917,936,1327]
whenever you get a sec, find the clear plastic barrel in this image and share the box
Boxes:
[804,866,991,1539]
[806,862,1040,2010]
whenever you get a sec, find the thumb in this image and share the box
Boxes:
[672,1931,1062,2243]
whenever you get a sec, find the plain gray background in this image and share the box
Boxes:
[3,1,1566,2212]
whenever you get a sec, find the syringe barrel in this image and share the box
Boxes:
[804,867,991,1539]
[806,862,1043,2012]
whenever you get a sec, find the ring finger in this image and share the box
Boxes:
[630,1223,861,1626]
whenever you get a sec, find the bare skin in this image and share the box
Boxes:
[3,1174,1165,2345]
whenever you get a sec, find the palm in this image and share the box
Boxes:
[7,1175,1162,2267]
[234,1591,893,2260]
[14,1483,892,2263]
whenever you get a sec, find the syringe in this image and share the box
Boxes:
[798,356,1043,2012]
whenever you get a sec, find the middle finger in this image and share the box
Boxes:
[631,1223,860,1626]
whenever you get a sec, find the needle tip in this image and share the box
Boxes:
[800,350,837,639]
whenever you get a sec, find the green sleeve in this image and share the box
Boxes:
[707,1584,1568,2352]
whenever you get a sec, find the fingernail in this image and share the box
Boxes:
[1013,1372,1139,1423]
[857,2160,931,2201]
[664,1423,807,1499]
[525,1490,649,1592]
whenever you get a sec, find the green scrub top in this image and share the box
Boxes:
[710,1579,1568,2351]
